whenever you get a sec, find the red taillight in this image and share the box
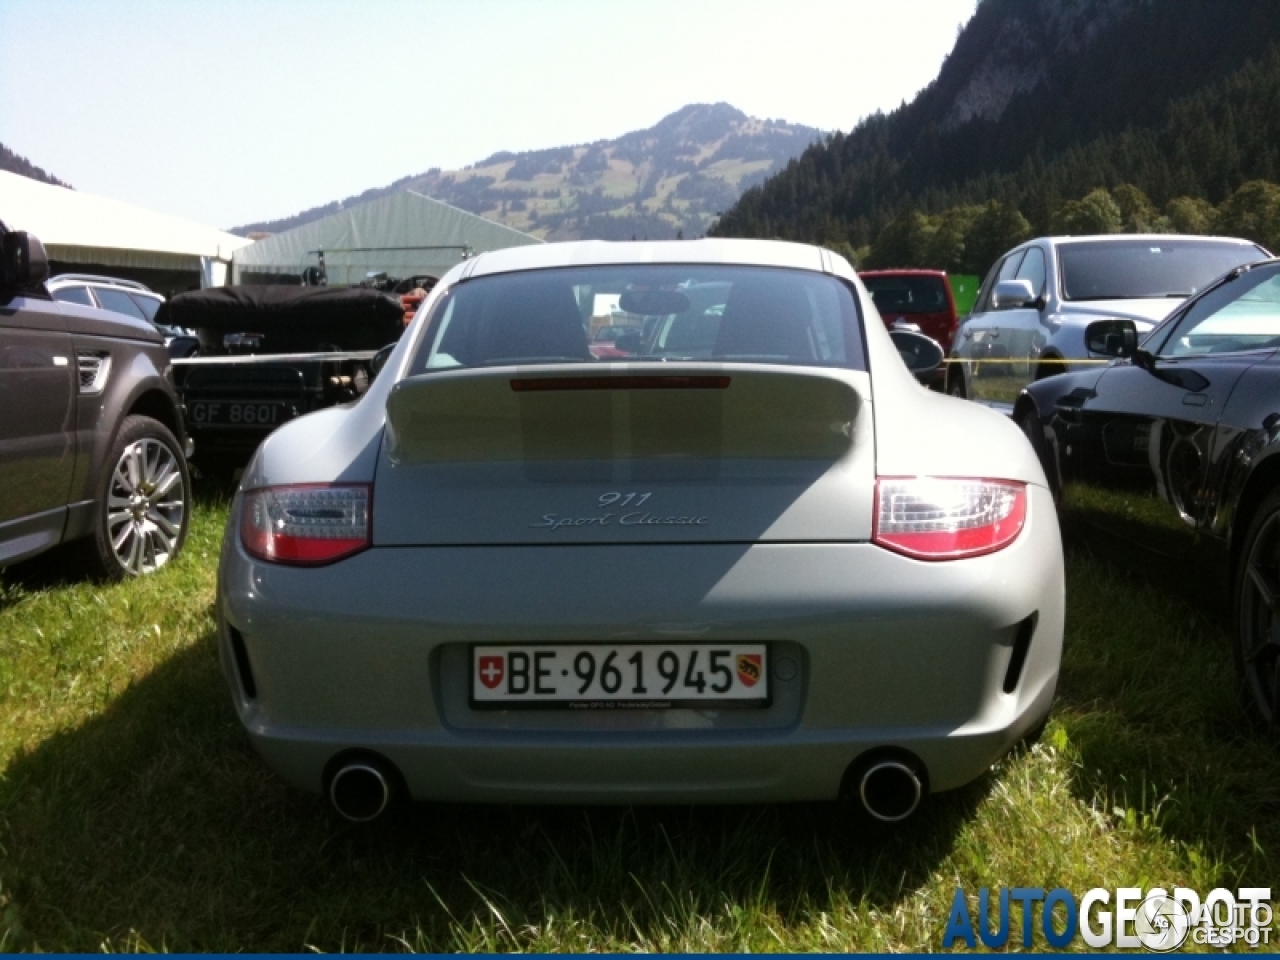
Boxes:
[240,484,371,565]
[873,477,1026,561]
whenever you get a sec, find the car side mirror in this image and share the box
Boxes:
[369,342,396,379]
[991,279,1036,311]
[1085,319,1138,358]
[889,329,944,384]
[0,231,50,290]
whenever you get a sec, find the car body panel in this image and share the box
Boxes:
[219,484,1063,801]
[220,238,1064,805]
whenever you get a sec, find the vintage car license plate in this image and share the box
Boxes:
[471,644,768,707]
[187,400,296,428]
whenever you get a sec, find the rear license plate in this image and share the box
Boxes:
[187,400,296,428]
[471,644,768,708]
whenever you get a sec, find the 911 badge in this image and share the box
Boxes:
[529,491,709,530]
[736,654,762,687]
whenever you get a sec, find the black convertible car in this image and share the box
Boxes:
[1016,257,1280,728]
[158,285,404,467]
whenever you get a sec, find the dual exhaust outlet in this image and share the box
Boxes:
[327,752,925,823]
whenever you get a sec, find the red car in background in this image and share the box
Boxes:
[859,270,960,355]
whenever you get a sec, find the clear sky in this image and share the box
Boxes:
[1,0,977,230]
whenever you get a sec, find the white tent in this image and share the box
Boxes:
[232,189,542,286]
[0,171,252,286]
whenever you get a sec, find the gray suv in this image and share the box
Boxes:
[0,223,191,578]
[948,234,1270,410]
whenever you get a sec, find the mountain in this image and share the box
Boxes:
[232,104,822,241]
[712,0,1280,256]
[0,143,71,188]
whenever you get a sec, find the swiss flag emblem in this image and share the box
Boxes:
[736,654,762,687]
[478,655,505,689]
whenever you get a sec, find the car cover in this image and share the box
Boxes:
[156,285,405,353]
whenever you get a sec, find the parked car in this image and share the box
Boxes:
[0,225,191,577]
[158,285,405,467]
[949,234,1270,410]
[1016,257,1280,728]
[46,273,180,334]
[216,238,1064,822]
[860,269,962,354]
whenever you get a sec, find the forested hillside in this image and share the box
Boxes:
[713,0,1280,268]
[234,104,820,242]
[0,143,71,188]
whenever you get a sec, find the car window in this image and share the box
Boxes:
[1058,239,1265,301]
[52,286,94,307]
[412,265,864,373]
[862,275,949,315]
[93,286,149,320]
[1158,265,1280,358]
[127,292,162,321]
[1015,247,1047,297]
[998,252,1026,283]
[971,260,1003,314]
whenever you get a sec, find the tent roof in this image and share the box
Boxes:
[0,170,252,271]
[232,189,542,282]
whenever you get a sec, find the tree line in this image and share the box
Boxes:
[847,180,1280,274]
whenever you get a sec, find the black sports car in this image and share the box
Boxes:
[1016,258,1280,729]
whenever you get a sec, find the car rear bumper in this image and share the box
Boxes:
[217,485,1064,804]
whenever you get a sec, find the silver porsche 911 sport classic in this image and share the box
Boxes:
[217,239,1064,822]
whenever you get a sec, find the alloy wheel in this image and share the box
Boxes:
[105,438,187,575]
[1240,508,1280,724]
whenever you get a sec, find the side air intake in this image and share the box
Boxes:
[77,351,111,394]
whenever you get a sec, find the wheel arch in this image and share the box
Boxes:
[1230,452,1280,586]
[126,386,184,443]
[1034,351,1065,382]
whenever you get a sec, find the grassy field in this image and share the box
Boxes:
[1,493,1277,952]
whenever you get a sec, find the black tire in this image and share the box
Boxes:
[946,367,967,399]
[1234,487,1280,730]
[1015,406,1059,504]
[78,415,192,580]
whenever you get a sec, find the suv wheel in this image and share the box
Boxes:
[83,415,191,579]
[946,368,966,399]
[1235,487,1280,730]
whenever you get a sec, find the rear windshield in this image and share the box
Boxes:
[411,265,865,373]
[861,274,950,315]
[1059,239,1265,301]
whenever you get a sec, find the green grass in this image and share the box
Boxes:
[0,498,1277,951]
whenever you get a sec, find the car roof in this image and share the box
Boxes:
[858,269,948,278]
[48,273,159,293]
[1040,234,1261,247]
[462,238,828,279]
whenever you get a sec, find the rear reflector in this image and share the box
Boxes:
[510,375,731,392]
[873,477,1026,560]
[241,484,371,565]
